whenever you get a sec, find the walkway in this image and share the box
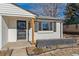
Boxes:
[3,40,32,49]
[2,40,31,56]
[11,48,27,56]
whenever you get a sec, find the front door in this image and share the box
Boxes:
[17,20,26,40]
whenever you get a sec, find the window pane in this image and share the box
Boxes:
[43,22,48,30]
[42,22,49,30]
[17,21,26,29]
[38,21,56,31]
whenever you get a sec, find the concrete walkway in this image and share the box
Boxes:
[3,41,31,49]
[2,40,31,56]
[11,48,27,56]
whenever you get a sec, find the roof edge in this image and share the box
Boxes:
[11,3,37,16]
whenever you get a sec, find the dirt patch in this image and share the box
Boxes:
[34,34,79,56]
[26,34,79,56]
[0,50,7,56]
[5,49,13,56]
[38,45,79,56]
[0,49,13,56]
[26,45,79,56]
[26,47,50,56]
[64,34,79,44]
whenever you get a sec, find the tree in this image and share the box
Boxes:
[41,3,58,17]
[28,3,63,17]
[64,3,79,24]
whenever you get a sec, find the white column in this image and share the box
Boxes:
[0,15,2,50]
[27,21,29,41]
[60,23,63,38]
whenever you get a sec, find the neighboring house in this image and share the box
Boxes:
[0,3,63,50]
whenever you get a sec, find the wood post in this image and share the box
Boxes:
[31,17,35,47]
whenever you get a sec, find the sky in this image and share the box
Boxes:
[17,3,32,10]
[16,3,66,18]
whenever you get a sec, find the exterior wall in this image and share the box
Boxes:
[0,15,8,50]
[0,15,2,50]
[0,4,35,17]
[2,16,8,47]
[3,16,29,42]
[34,23,61,40]
[8,29,17,42]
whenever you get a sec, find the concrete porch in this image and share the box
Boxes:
[2,40,32,50]
[0,15,36,50]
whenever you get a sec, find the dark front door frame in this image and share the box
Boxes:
[17,20,26,40]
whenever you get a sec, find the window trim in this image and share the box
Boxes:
[54,22,56,32]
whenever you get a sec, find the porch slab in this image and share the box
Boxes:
[3,41,32,49]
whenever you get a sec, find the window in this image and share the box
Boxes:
[34,21,56,32]
[41,22,56,31]
[42,22,49,30]
[17,20,26,29]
